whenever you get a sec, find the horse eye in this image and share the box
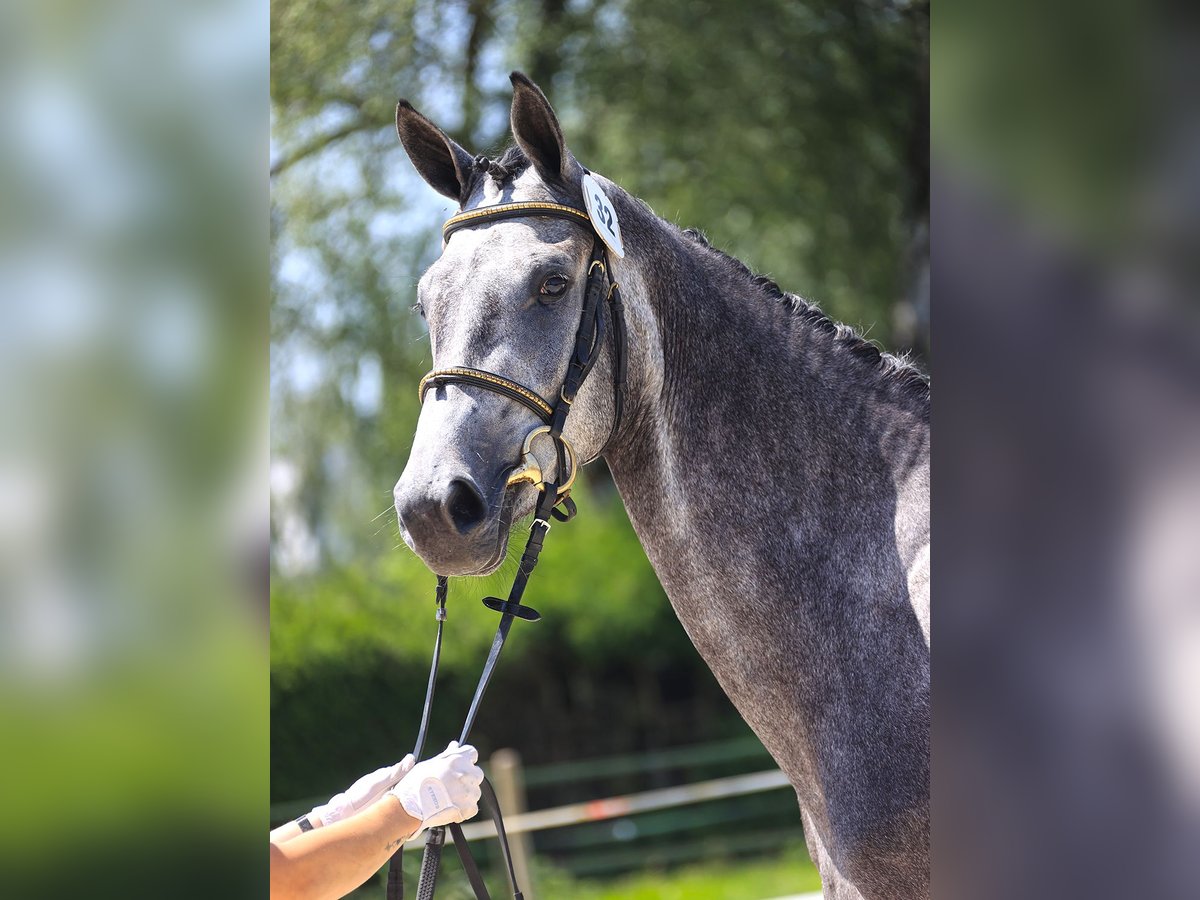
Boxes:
[539,274,569,298]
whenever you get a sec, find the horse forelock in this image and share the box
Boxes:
[460,145,537,200]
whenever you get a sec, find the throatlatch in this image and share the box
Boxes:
[384,186,627,900]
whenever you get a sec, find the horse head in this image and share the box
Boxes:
[393,73,621,576]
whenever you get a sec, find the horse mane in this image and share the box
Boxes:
[678,227,930,408]
[467,145,928,408]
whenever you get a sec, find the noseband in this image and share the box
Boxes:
[417,199,627,515]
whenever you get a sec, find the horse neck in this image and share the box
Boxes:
[602,215,930,584]
[592,210,931,872]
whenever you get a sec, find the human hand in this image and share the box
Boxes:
[388,742,483,836]
[310,754,416,826]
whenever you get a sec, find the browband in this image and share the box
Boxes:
[442,201,592,244]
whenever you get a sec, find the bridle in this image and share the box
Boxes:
[417,198,627,514]
[383,192,629,900]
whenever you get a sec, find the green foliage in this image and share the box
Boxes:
[555,0,927,332]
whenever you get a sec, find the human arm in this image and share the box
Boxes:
[270,794,420,900]
[270,755,415,845]
[269,742,483,900]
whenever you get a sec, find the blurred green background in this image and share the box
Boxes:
[1,0,268,896]
[271,0,927,896]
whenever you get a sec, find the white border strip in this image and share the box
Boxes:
[407,768,792,847]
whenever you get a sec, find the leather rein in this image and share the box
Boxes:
[385,196,628,900]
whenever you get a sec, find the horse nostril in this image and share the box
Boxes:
[446,478,487,534]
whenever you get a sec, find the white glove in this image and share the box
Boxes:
[310,754,416,826]
[389,742,483,836]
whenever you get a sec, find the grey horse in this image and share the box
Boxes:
[392,73,929,900]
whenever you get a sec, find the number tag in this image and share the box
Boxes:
[581,173,625,258]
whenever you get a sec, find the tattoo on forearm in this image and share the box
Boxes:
[385,837,404,852]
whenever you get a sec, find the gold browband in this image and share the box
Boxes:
[442,201,592,243]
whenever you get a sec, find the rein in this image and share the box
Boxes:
[385,196,628,900]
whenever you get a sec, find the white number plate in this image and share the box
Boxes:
[582,173,625,258]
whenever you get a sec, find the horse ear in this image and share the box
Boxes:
[509,71,578,184]
[395,100,475,202]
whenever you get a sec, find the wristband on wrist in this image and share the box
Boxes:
[295,814,315,832]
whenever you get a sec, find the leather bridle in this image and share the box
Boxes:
[385,195,629,900]
[417,199,627,513]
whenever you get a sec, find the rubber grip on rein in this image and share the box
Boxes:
[415,828,444,900]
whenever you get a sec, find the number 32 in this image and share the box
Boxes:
[593,193,614,231]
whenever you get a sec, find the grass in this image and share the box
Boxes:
[357,845,821,900]
[543,847,822,900]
